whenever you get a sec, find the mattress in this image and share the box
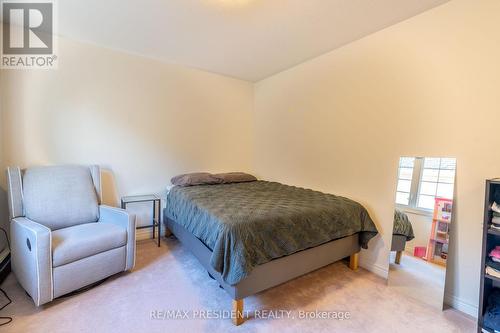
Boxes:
[165,180,379,285]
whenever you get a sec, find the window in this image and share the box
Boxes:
[395,157,415,206]
[396,157,456,211]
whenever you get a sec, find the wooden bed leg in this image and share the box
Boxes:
[395,251,402,265]
[349,252,359,271]
[232,299,244,326]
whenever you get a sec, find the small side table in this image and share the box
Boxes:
[121,194,161,247]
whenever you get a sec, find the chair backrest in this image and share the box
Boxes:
[6,165,102,230]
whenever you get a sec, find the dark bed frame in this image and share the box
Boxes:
[391,234,407,264]
[165,217,360,325]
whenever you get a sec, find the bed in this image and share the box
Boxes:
[164,180,378,325]
[391,209,415,264]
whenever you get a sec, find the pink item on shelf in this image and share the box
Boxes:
[489,246,500,259]
[414,246,426,258]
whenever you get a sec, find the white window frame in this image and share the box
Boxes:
[408,157,424,209]
[396,157,455,217]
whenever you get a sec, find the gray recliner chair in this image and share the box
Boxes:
[6,165,136,306]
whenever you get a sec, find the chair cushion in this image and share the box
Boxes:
[23,165,99,230]
[52,222,127,267]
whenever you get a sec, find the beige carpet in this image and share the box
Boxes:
[388,251,446,309]
[0,238,475,333]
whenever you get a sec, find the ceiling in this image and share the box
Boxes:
[59,0,449,82]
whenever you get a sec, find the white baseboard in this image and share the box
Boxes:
[404,246,415,255]
[444,293,478,318]
[136,228,159,241]
[359,259,389,279]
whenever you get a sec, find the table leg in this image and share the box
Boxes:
[157,200,161,247]
[152,201,155,239]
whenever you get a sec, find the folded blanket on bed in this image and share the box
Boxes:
[166,180,379,285]
[393,209,415,241]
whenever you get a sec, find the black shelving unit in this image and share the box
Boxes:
[478,179,500,333]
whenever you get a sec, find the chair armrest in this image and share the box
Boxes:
[99,205,136,270]
[11,217,53,306]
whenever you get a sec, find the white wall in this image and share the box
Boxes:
[0,68,9,251]
[0,37,255,231]
[0,38,255,195]
[403,212,432,255]
[254,0,500,316]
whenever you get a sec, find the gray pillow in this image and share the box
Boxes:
[213,172,257,184]
[171,172,222,187]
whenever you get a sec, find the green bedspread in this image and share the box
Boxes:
[166,181,379,285]
[393,209,415,241]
